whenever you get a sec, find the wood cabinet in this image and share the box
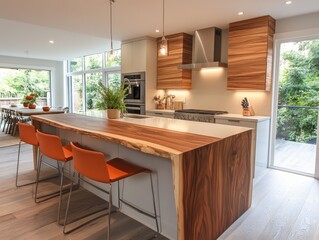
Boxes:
[227,16,276,91]
[157,33,193,89]
[215,114,270,175]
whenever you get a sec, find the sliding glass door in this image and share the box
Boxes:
[271,38,319,177]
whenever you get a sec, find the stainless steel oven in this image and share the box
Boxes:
[125,103,146,115]
[122,72,145,104]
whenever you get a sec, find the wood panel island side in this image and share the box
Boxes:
[31,113,253,240]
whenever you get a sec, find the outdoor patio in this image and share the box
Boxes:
[274,139,316,175]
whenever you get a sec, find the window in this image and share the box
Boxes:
[71,75,84,114]
[105,49,121,67]
[107,72,121,88]
[67,49,121,114]
[69,57,82,72]
[86,72,102,111]
[85,54,102,70]
[0,67,51,106]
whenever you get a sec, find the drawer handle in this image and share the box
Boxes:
[155,113,163,115]
[228,119,240,123]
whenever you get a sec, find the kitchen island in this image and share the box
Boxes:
[31,113,253,240]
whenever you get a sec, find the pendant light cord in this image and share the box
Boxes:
[110,0,114,52]
[162,0,165,37]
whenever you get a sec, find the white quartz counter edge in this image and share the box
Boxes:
[114,116,251,139]
[146,109,175,114]
[215,113,270,122]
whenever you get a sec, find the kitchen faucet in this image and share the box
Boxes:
[123,78,132,94]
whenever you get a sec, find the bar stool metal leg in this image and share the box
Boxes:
[16,140,40,187]
[108,184,112,240]
[149,172,159,233]
[34,155,70,203]
[57,162,65,224]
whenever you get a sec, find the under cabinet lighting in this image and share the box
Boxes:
[155,29,160,33]
[285,1,292,4]
[49,40,54,44]
[238,11,244,15]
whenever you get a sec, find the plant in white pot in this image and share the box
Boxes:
[96,81,128,119]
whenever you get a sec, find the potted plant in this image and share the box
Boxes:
[21,93,37,109]
[96,81,128,119]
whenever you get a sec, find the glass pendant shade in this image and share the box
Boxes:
[159,36,168,56]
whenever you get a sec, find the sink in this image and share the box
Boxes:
[125,115,150,119]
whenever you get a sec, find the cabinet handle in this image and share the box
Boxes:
[155,113,163,115]
[227,119,240,123]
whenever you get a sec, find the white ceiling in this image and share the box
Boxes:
[0,0,319,61]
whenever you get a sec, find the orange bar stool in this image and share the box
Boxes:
[63,142,159,239]
[35,130,74,223]
[16,122,39,187]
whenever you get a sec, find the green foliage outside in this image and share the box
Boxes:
[86,73,102,110]
[69,51,121,111]
[0,68,49,98]
[277,40,319,143]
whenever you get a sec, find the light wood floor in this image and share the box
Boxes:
[218,167,319,240]
[2,139,319,239]
[0,144,167,240]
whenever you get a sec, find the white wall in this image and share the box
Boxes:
[0,55,65,107]
[156,12,319,116]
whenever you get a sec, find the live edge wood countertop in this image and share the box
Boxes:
[31,113,253,240]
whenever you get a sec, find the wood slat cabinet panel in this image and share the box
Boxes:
[157,33,193,89]
[227,16,276,91]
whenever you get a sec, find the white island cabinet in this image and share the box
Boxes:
[215,114,270,171]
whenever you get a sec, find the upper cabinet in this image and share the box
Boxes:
[157,33,193,89]
[121,37,156,74]
[227,16,276,91]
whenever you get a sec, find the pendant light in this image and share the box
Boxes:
[159,0,168,56]
[109,0,115,60]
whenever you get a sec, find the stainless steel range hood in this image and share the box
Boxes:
[178,27,227,70]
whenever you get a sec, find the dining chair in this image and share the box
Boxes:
[63,142,159,239]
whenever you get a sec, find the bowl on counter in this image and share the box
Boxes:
[42,106,51,112]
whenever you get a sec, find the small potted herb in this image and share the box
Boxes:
[96,81,128,119]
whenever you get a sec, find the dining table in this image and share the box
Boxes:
[1,105,65,116]
[1,105,65,169]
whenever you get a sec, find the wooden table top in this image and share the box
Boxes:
[31,113,221,159]
[1,105,65,116]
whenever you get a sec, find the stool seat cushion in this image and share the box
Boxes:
[107,158,151,182]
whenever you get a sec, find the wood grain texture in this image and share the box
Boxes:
[157,33,193,90]
[31,114,219,160]
[182,131,252,240]
[227,15,276,91]
[31,114,253,240]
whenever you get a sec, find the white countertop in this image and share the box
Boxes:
[120,115,251,139]
[146,109,175,114]
[84,111,251,139]
[215,113,270,122]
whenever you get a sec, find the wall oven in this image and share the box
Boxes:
[122,72,145,104]
[125,103,146,115]
[122,72,145,114]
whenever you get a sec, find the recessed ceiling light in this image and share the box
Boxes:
[49,40,54,44]
[155,29,160,33]
[285,1,292,4]
[238,11,244,15]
